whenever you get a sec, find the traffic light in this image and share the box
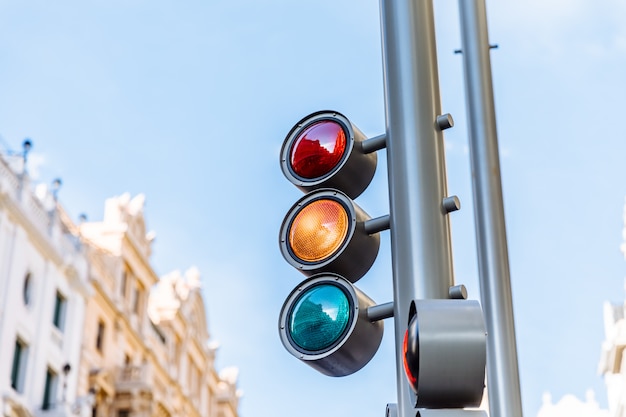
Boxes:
[278,110,385,376]
[278,273,383,377]
[278,188,380,282]
[403,298,487,410]
[279,110,377,199]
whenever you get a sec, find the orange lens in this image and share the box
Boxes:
[289,199,349,263]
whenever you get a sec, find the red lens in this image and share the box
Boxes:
[290,120,347,179]
[403,329,417,388]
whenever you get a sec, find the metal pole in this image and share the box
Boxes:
[379,0,455,416]
[457,1,523,416]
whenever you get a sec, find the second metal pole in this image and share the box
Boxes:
[458,1,524,416]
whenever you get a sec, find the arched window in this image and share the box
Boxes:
[22,273,32,306]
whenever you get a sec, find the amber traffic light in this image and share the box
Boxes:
[279,189,379,283]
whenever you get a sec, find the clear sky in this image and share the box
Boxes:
[1,0,626,416]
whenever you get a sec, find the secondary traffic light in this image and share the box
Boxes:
[278,110,385,376]
[403,298,487,409]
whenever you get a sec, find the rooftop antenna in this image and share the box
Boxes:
[22,139,32,166]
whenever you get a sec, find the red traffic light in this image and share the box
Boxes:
[280,111,377,199]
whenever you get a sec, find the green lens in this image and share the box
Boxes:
[289,284,351,352]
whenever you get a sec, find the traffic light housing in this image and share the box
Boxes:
[403,299,487,409]
[278,110,384,376]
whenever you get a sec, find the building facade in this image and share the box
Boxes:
[0,153,91,417]
[538,199,626,417]
[0,151,240,417]
[596,201,626,417]
[76,193,241,417]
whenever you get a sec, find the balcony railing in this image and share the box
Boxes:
[115,364,152,393]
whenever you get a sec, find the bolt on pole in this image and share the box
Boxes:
[379,0,455,415]
[457,0,524,416]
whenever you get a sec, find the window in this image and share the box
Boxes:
[42,367,58,410]
[95,320,105,352]
[10,338,28,392]
[173,336,181,371]
[132,286,140,313]
[187,355,200,397]
[52,291,67,331]
[118,409,130,417]
[120,270,128,298]
[151,321,167,344]
[23,272,32,306]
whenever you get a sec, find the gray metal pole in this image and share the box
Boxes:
[379,0,455,416]
[457,1,523,416]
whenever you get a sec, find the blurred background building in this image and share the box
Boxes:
[537,200,626,417]
[0,143,241,417]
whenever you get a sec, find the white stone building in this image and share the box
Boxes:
[537,391,608,417]
[0,151,91,417]
[76,194,241,417]
[537,199,626,417]
[595,201,626,417]
[0,148,240,417]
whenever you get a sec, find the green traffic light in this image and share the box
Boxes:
[278,274,384,376]
[288,283,351,352]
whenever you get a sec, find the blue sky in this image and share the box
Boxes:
[1,0,626,416]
